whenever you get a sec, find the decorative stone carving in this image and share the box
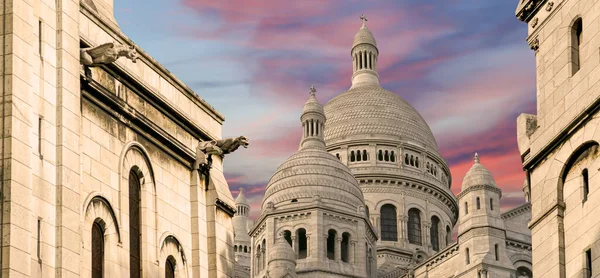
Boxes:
[313,195,322,205]
[529,37,539,51]
[194,136,249,174]
[546,1,554,11]
[80,42,138,66]
[266,202,275,211]
[531,17,539,28]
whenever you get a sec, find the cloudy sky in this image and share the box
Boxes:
[114,0,535,219]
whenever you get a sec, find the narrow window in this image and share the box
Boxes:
[336,153,341,160]
[571,18,583,75]
[234,245,238,252]
[465,248,470,264]
[381,204,398,241]
[37,218,41,262]
[350,151,355,162]
[298,229,307,259]
[391,151,395,162]
[357,150,362,161]
[341,233,350,262]
[410,155,414,166]
[165,256,176,278]
[407,208,422,245]
[464,202,468,215]
[583,168,589,203]
[495,244,499,261]
[129,170,142,278]
[359,51,363,69]
[284,230,292,246]
[586,248,593,278]
[310,120,314,136]
[384,150,389,161]
[327,230,336,260]
[362,150,367,161]
[38,20,43,57]
[416,157,420,168]
[244,246,248,253]
[92,221,104,278]
[262,239,266,269]
[490,198,494,211]
[430,216,440,251]
[38,117,43,158]
[378,150,383,161]
[476,197,481,210]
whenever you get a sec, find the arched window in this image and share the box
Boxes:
[341,232,350,262]
[583,168,589,203]
[430,216,440,251]
[336,153,341,160]
[244,246,248,253]
[234,245,238,252]
[571,18,583,75]
[297,228,307,259]
[129,169,141,278]
[408,208,422,245]
[465,248,470,264]
[357,150,362,161]
[92,221,104,278]
[381,204,398,241]
[378,150,383,161]
[327,230,336,260]
[262,239,267,269]
[490,198,494,211]
[363,150,368,161]
[405,154,409,165]
[494,244,499,261]
[476,197,481,210]
[255,244,261,274]
[415,157,420,168]
[165,255,176,278]
[391,151,395,162]
[284,230,292,246]
[410,155,414,166]
[384,150,389,161]
[464,202,468,215]
[446,226,452,245]
[516,267,533,278]
[350,151,355,162]
[359,51,363,69]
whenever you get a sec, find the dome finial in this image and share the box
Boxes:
[360,14,368,26]
[309,85,316,96]
[474,152,480,163]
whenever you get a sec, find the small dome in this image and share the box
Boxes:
[353,23,377,49]
[302,86,325,116]
[461,153,496,191]
[235,188,249,206]
[270,236,297,262]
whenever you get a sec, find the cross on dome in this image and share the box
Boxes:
[474,152,480,163]
[360,14,368,26]
[310,85,316,96]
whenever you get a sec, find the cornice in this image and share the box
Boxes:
[456,184,502,200]
[501,203,532,220]
[216,198,236,217]
[516,0,547,22]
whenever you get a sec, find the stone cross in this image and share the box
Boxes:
[474,152,480,163]
[310,85,316,96]
[360,14,368,25]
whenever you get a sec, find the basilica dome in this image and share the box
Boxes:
[324,84,439,150]
[262,88,365,214]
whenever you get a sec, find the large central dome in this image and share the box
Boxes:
[324,84,439,150]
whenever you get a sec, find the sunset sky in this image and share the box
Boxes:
[114,0,535,219]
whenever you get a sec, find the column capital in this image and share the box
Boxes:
[291,236,296,240]
[336,237,343,242]
[350,240,358,244]
[399,215,408,221]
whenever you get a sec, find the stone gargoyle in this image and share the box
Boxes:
[194,136,249,171]
[80,42,138,67]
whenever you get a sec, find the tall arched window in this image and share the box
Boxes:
[378,150,383,161]
[244,246,248,253]
[408,208,422,245]
[391,151,395,162]
[446,226,452,245]
[380,204,398,241]
[405,154,409,165]
[357,151,362,161]
[327,230,336,260]
[571,18,583,75]
[297,228,307,259]
[465,248,470,264]
[262,239,266,269]
[341,232,350,262]
[494,244,499,261]
[284,230,292,246]
[363,150,368,161]
[234,245,238,252]
[583,168,589,203]
[490,198,494,211]
[255,244,261,274]
[350,151,355,162]
[476,197,481,210]
[129,169,142,278]
[92,221,104,278]
[359,51,363,69]
[415,157,420,168]
[384,150,389,161]
[430,216,440,251]
[165,256,176,278]
[464,202,468,215]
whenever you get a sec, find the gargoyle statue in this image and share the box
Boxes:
[80,42,138,67]
[194,136,250,171]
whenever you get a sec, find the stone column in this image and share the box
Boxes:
[350,240,357,263]
[400,215,408,245]
[291,235,297,256]
[323,234,329,260]
[335,236,342,261]
[262,248,266,270]
[372,214,381,240]
[306,234,311,258]
[423,221,431,249]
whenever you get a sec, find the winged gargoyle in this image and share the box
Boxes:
[80,42,138,67]
[194,136,249,186]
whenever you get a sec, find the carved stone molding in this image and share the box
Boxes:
[529,37,540,51]
[546,1,554,11]
[531,17,539,28]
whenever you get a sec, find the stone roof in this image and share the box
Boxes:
[353,23,377,49]
[324,84,439,150]
[270,236,297,262]
[461,153,496,191]
[235,188,249,206]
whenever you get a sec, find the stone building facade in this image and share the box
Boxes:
[0,0,241,277]
[515,0,600,277]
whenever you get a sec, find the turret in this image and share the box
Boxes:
[351,14,380,87]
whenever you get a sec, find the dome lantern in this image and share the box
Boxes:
[299,86,326,150]
[351,14,380,87]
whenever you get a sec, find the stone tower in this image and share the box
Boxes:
[249,87,378,278]
[267,235,298,278]
[515,0,600,277]
[234,188,253,276]
[323,15,458,276]
[456,154,514,277]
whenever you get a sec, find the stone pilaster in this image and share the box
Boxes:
[335,236,342,261]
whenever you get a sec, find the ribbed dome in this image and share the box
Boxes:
[353,24,377,49]
[235,188,249,206]
[461,153,496,191]
[324,84,439,150]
